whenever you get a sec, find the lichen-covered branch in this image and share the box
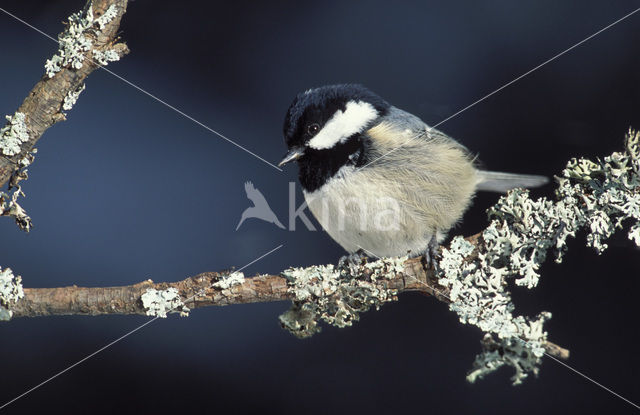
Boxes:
[2,131,638,384]
[2,248,568,355]
[5,258,432,318]
[436,129,640,384]
[0,268,24,321]
[0,0,129,231]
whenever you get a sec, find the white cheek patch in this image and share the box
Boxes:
[308,100,378,150]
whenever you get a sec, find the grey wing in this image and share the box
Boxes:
[385,106,473,154]
[475,170,549,192]
[385,106,428,133]
[389,107,549,192]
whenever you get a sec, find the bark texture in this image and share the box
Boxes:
[0,0,129,189]
[0,0,570,365]
[11,260,429,318]
[9,247,569,360]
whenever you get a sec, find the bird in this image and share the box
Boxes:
[236,181,285,230]
[278,84,547,263]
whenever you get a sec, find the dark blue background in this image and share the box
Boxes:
[0,1,639,413]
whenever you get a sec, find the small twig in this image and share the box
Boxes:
[0,0,129,190]
[0,0,129,231]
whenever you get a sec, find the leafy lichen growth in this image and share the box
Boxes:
[44,2,119,78]
[141,287,189,318]
[0,188,32,232]
[0,149,36,232]
[93,49,121,66]
[62,84,86,112]
[279,257,405,338]
[212,272,245,289]
[556,128,640,252]
[467,333,549,385]
[438,236,551,384]
[438,129,640,384]
[487,128,640,274]
[0,112,29,157]
[94,5,118,30]
[0,267,25,321]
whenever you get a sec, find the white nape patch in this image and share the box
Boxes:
[308,100,378,150]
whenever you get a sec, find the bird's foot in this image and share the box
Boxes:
[338,249,369,268]
[422,236,441,269]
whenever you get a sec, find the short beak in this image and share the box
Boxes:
[278,147,305,167]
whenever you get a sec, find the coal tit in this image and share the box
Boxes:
[279,84,547,261]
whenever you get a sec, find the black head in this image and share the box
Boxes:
[279,84,390,192]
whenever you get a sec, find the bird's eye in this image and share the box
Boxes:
[306,123,320,136]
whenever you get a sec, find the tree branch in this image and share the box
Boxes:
[7,234,569,362]
[4,0,639,385]
[0,0,129,230]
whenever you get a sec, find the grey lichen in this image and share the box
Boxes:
[94,5,118,30]
[62,84,86,112]
[279,257,405,338]
[141,287,190,318]
[1,149,36,232]
[438,236,551,384]
[44,2,119,78]
[437,129,640,384]
[0,267,25,321]
[0,188,32,232]
[0,112,29,157]
[467,333,549,385]
[140,272,244,318]
[212,272,245,289]
[487,128,640,273]
[92,49,121,66]
[279,302,321,337]
[556,128,640,253]
[630,224,640,246]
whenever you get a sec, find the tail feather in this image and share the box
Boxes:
[476,170,549,193]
